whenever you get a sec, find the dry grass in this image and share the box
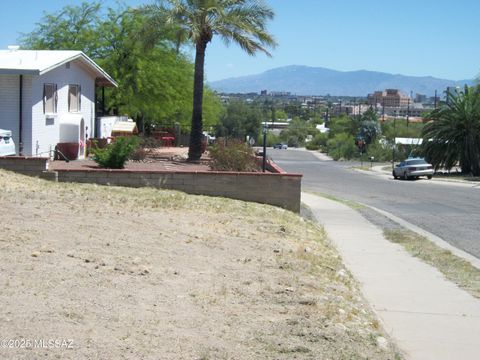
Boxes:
[0,169,400,359]
[308,191,366,210]
[384,229,480,299]
[352,166,374,172]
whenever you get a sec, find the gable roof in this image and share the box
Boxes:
[0,49,117,87]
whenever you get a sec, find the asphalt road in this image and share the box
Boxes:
[269,149,480,259]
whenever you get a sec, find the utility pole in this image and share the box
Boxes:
[382,99,385,122]
[406,97,410,127]
[262,123,267,172]
[434,90,438,109]
[392,110,397,170]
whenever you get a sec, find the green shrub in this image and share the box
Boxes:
[209,140,260,172]
[305,143,321,151]
[382,119,424,140]
[306,132,328,151]
[286,136,299,147]
[92,136,140,169]
[311,132,328,147]
[366,140,392,162]
[257,132,281,147]
[326,133,357,160]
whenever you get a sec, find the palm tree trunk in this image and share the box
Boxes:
[188,40,207,161]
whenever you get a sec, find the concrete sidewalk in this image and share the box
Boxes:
[302,193,480,360]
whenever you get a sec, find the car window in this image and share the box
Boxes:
[406,159,427,165]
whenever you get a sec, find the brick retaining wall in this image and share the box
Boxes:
[0,156,48,176]
[0,156,302,212]
[55,169,302,212]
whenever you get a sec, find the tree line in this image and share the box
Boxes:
[20,1,222,136]
[21,0,276,161]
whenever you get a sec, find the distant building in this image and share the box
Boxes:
[396,104,426,117]
[368,91,385,106]
[270,91,291,97]
[220,95,230,104]
[367,89,410,107]
[332,103,370,116]
[380,103,431,118]
[414,94,427,103]
[316,123,329,134]
[260,90,267,96]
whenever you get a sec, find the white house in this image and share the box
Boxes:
[0,48,117,158]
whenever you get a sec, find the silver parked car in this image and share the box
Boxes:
[393,158,434,180]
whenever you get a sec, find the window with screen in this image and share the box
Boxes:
[43,83,57,114]
[68,84,81,112]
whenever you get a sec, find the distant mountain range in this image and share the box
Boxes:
[209,65,473,96]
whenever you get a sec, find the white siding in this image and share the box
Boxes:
[22,76,33,155]
[0,75,34,155]
[0,75,20,153]
[30,59,96,157]
[0,60,97,157]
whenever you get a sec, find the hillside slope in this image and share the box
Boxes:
[0,169,401,359]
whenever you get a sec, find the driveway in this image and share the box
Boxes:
[269,148,480,259]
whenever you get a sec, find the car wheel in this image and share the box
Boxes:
[427,175,432,179]
[392,171,398,179]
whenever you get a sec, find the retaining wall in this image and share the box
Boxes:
[0,156,48,176]
[0,156,302,212]
[55,169,302,212]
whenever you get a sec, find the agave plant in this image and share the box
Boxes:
[422,86,480,175]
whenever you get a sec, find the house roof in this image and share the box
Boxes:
[0,49,117,87]
[396,137,423,145]
[111,121,138,135]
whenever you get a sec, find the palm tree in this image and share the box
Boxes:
[143,0,276,161]
[422,86,480,175]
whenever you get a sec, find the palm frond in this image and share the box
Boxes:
[421,85,480,175]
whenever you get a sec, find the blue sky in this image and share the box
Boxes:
[1,0,479,81]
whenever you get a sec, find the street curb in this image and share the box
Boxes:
[302,192,480,360]
[303,191,480,270]
[303,149,333,161]
[365,204,480,270]
[370,165,480,187]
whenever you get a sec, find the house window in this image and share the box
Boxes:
[68,84,81,112]
[43,83,57,114]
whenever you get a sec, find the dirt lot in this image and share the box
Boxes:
[0,169,401,359]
